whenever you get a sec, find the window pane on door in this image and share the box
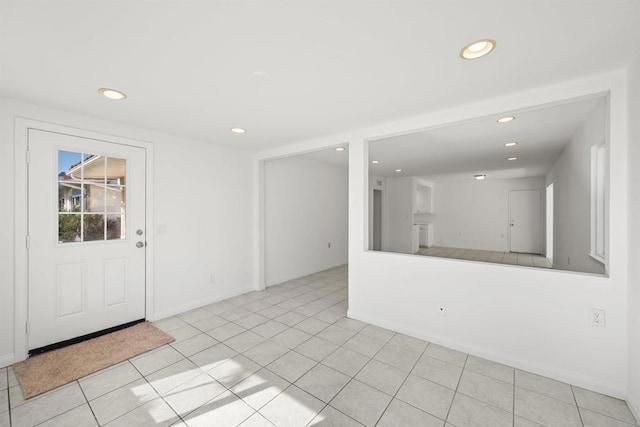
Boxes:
[83,214,105,241]
[106,186,125,212]
[84,183,106,212]
[58,151,82,213]
[57,151,127,243]
[107,214,124,240]
[58,214,81,243]
[58,182,82,212]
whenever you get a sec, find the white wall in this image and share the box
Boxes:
[254,71,628,398]
[264,155,348,286]
[425,175,545,252]
[626,55,640,419]
[299,72,628,399]
[0,98,255,366]
[545,99,607,275]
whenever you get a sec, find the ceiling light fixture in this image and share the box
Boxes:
[507,157,518,161]
[97,88,127,100]
[335,147,345,152]
[371,160,380,164]
[497,116,515,123]
[504,142,518,147]
[474,174,487,180]
[251,71,269,82]
[395,169,402,172]
[231,127,247,134]
[460,39,496,60]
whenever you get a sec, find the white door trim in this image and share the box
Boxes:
[508,188,542,254]
[13,118,155,362]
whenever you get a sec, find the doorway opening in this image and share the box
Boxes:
[373,189,382,251]
[546,183,554,265]
[509,189,542,254]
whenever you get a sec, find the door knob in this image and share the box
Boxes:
[136,241,145,248]
[136,229,144,235]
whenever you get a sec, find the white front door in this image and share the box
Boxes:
[28,129,147,351]
[509,189,542,254]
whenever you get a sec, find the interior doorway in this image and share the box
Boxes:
[546,183,554,264]
[509,189,542,254]
[373,189,382,251]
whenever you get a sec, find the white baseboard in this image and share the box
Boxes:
[347,309,626,399]
[0,353,15,368]
[627,390,640,423]
[152,286,256,321]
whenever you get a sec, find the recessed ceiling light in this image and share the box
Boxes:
[474,174,487,180]
[395,169,402,173]
[371,160,380,164]
[97,88,127,100]
[507,157,518,161]
[497,116,515,123]
[231,127,247,134]
[251,71,269,82]
[460,39,496,60]
[335,147,345,152]
[504,142,518,147]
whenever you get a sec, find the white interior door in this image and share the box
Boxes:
[28,129,147,350]
[509,189,542,254]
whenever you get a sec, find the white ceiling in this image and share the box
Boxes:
[369,96,603,179]
[1,1,639,152]
[302,146,350,168]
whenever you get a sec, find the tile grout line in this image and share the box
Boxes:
[512,368,516,427]
[264,314,383,425]
[125,357,184,427]
[6,368,12,427]
[218,302,346,424]
[372,339,434,426]
[323,330,396,427]
[76,379,100,426]
[443,353,469,425]
[570,385,586,427]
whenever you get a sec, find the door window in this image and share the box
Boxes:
[58,150,126,243]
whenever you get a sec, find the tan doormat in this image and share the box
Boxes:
[13,322,174,399]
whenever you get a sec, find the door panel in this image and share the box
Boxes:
[28,129,146,350]
[509,189,542,254]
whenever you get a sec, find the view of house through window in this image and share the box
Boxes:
[57,150,127,243]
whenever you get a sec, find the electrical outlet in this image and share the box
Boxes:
[439,307,447,317]
[209,274,216,284]
[589,308,605,327]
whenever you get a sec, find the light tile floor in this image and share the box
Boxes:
[416,247,553,269]
[1,265,637,426]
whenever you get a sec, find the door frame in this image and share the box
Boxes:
[372,189,382,251]
[13,118,155,362]
[508,188,542,254]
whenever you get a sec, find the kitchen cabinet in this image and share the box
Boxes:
[415,184,432,213]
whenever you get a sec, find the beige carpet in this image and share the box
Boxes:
[13,322,174,399]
